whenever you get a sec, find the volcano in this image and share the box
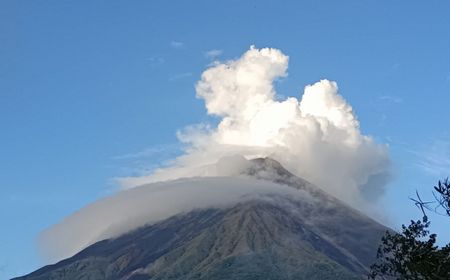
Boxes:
[14,158,388,280]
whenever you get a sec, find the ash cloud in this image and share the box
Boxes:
[120,46,391,207]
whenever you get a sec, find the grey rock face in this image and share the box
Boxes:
[14,158,387,280]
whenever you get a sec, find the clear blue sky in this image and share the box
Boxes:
[1,0,450,278]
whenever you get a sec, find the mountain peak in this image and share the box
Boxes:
[246,157,295,177]
[15,156,389,280]
[215,155,295,181]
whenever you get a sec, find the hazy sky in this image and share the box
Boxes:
[1,1,450,278]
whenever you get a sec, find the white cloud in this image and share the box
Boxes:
[204,49,223,59]
[168,72,193,82]
[145,56,165,65]
[113,144,180,161]
[111,144,182,182]
[40,46,392,264]
[411,137,450,177]
[40,176,312,262]
[379,95,403,104]
[121,46,391,208]
[170,41,184,49]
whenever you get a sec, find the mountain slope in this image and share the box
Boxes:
[14,158,388,280]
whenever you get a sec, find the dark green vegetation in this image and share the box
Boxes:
[369,179,450,280]
[14,158,388,280]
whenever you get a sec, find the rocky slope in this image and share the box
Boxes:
[14,158,388,280]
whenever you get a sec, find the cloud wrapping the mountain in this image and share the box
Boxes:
[41,46,391,263]
[40,177,311,262]
[120,46,390,207]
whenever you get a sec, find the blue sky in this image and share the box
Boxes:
[1,0,450,278]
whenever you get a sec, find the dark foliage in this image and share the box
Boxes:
[369,179,450,279]
[368,216,450,279]
[434,178,450,216]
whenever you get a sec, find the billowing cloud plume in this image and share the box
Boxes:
[41,46,391,263]
[120,46,390,207]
